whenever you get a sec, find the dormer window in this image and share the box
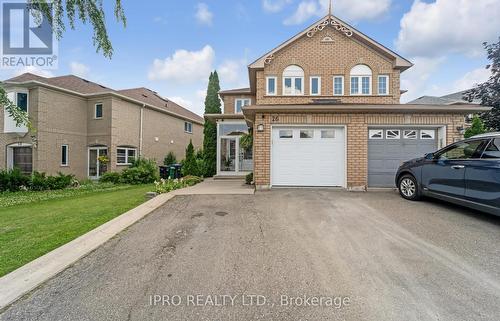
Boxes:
[283,65,304,96]
[350,64,372,95]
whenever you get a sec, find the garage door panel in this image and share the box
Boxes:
[272,127,345,187]
[368,128,438,188]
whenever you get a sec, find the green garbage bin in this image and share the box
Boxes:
[169,166,176,179]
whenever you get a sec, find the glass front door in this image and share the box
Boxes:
[220,138,236,173]
[88,148,108,178]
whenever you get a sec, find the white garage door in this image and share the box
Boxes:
[271,127,345,187]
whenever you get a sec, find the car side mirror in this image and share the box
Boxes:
[424,153,435,160]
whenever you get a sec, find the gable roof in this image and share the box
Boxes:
[249,14,413,71]
[408,90,481,105]
[2,73,203,123]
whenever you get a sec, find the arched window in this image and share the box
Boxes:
[283,65,304,95]
[350,64,372,95]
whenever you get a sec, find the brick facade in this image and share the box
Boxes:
[253,112,465,189]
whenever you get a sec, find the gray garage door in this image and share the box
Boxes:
[368,128,438,187]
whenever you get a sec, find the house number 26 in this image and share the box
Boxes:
[271,116,279,122]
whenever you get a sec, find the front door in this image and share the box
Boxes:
[219,137,237,173]
[12,146,33,175]
[88,147,108,179]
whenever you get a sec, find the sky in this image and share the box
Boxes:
[1,0,499,116]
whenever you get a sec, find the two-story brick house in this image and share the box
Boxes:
[207,14,490,190]
[1,73,203,179]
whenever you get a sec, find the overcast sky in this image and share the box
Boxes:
[1,0,499,115]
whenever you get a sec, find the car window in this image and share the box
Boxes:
[436,140,486,160]
[482,138,500,159]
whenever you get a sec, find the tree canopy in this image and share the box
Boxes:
[465,38,500,131]
[202,71,222,177]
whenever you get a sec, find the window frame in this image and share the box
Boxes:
[283,77,304,96]
[299,129,314,139]
[234,98,251,114]
[386,130,401,140]
[369,129,383,140]
[94,103,103,119]
[61,144,69,166]
[266,76,277,96]
[333,76,344,96]
[184,121,193,134]
[378,75,389,95]
[350,64,372,96]
[403,130,417,140]
[321,129,336,139]
[309,76,321,96]
[116,147,137,165]
[420,129,436,140]
[279,130,293,139]
[16,92,29,113]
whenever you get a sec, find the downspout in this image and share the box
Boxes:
[139,104,145,156]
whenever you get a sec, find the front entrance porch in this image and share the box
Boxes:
[216,121,253,176]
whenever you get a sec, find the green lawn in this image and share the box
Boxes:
[0,184,154,277]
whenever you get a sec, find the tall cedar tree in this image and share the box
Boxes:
[182,140,198,176]
[203,71,222,176]
[465,38,500,131]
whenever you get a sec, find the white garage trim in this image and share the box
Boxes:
[270,124,347,188]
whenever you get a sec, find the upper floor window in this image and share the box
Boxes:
[378,75,389,95]
[283,65,304,96]
[235,99,251,113]
[17,93,28,112]
[333,76,344,96]
[266,76,277,95]
[310,76,321,95]
[4,91,29,133]
[117,147,137,165]
[95,103,103,119]
[184,121,193,133]
[350,64,372,95]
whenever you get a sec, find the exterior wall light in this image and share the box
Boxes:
[257,124,265,132]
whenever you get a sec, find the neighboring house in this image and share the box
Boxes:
[0,73,203,179]
[206,14,490,189]
[409,90,482,123]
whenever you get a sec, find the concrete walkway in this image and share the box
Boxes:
[173,178,254,195]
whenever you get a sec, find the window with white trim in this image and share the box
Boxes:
[283,65,304,95]
[369,129,383,139]
[235,99,251,113]
[310,76,321,95]
[300,130,314,139]
[386,130,401,139]
[421,130,435,140]
[61,145,69,166]
[404,130,417,139]
[350,64,372,95]
[184,122,193,133]
[95,103,103,119]
[378,75,389,95]
[279,130,293,139]
[333,76,344,95]
[266,76,277,95]
[117,147,137,165]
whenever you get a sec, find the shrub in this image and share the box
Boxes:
[31,172,74,190]
[121,158,159,184]
[182,140,199,176]
[154,176,203,194]
[245,172,253,185]
[0,168,30,192]
[99,172,122,184]
[163,152,177,166]
[464,115,486,138]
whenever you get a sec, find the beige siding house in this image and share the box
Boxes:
[207,14,489,190]
[1,73,203,179]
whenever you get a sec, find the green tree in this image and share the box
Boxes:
[182,140,198,176]
[202,71,222,177]
[163,152,177,166]
[464,116,486,138]
[1,0,126,130]
[465,38,500,131]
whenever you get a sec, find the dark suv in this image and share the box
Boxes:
[395,133,500,216]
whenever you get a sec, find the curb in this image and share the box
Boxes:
[0,192,175,311]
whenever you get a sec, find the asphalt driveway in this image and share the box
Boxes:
[1,190,499,321]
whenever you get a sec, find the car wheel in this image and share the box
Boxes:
[398,174,420,201]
